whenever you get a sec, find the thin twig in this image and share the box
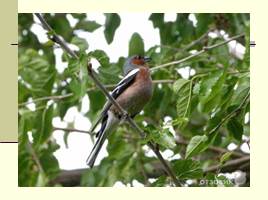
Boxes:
[26,141,46,177]
[18,93,73,107]
[150,34,245,72]
[53,127,93,135]
[176,138,245,158]
[204,156,250,173]
[181,29,211,51]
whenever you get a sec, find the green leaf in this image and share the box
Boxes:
[143,125,176,149]
[19,49,56,98]
[199,70,227,112]
[71,13,87,20]
[173,79,191,128]
[149,13,164,28]
[185,135,208,159]
[37,105,54,144]
[204,173,234,186]
[88,90,106,115]
[35,172,47,186]
[89,50,110,68]
[69,78,82,101]
[104,13,121,44]
[151,176,167,187]
[215,175,234,187]
[149,129,176,149]
[44,14,73,42]
[227,118,243,141]
[175,14,195,44]
[75,20,101,32]
[172,159,203,179]
[220,152,232,164]
[71,36,88,51]
[155,129,176,149]
[128,32,145,56]
[195,14,213,36]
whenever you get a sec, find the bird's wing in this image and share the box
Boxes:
[89,68,140,134]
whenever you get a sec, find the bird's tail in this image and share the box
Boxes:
[86,111,119,168]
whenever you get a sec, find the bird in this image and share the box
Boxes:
[86,55,153,168]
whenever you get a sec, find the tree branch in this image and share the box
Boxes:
[53,127,93,135]
[35,13,78,59]
[36,13,180,186]
[26,141,45,174]
[50,156,250,186]
[175,138,246,158]
[181,29,211,51]
[50,163,164,186]
[204,156,250,173]
[150,34,245,72]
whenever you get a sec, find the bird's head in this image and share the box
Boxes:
[123,55,151,75]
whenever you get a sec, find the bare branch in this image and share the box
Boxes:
[176,138,246,158]
[181,29,211,51]
[204,156,250,173]
[53,127,93,135]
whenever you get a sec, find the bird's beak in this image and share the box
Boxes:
[144,56,151,63]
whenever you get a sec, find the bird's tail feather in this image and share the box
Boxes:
[86,111,119,168]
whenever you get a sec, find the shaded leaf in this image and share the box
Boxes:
[75,20,101,32]
[151,176,167,187]
[38,105,54,144]
[227,118,243,141]
[89,50,110,68]
[172,159,203,179]
[71,36,88,51]
[129,32,145,56]
[104,13,121,44]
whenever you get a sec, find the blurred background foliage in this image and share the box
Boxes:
[18,13,250,187]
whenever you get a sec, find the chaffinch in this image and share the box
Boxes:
[86,55,153,167]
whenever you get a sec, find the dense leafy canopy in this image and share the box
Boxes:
[18,13,250,187]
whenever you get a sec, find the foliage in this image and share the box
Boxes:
[18,13,250,187]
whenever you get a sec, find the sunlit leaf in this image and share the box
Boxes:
[173,79,191,128]
[185,135,208,159]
